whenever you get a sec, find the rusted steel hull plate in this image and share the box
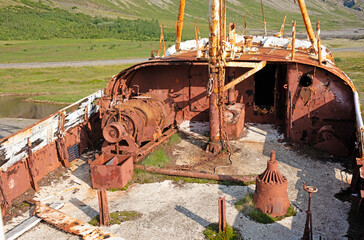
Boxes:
[0,91,103,210]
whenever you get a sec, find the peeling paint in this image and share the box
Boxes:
[0,90,102,171]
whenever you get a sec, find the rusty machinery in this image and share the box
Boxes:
[100,92,176,157]
[90,92,176,190]
[253,150,290,217]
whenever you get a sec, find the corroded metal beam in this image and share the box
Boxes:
[31,200,120,240]
[292,21,296,60]
[297,0,317,52]
[316,20,322,65]
[275,15,287,37]
[97,188,110,226]
[209,0,220,65]
[223,61,267,91]
[218,197,226,232]
[5,202,64,240]
[208,0,221,147]
[225,62,265,68]
[195,19,201,58]
[134,165,257,183]
[26,139,39,192]
[175,0,186,52]
[158,24,166,57]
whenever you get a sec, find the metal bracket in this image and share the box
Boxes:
[26,139,39,192]
[218,197,226,233]
[56,138,70,169]
[223,61,267,91]
[97,188,110,226]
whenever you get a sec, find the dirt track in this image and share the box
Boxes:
[330,47,364,52]
[0,58,148,69]
[0,45,363,70]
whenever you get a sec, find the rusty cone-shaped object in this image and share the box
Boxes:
[253,150,290,217]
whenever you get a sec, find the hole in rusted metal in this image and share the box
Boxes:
[299,74,313,87]
[254,64,276,107]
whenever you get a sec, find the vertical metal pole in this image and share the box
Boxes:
[279,16,287,37]
[158,24,162,56]
[208,0,221,145]
[209,0,220,65]
[175,0,186,52]
[218,197,226,232]
[97,188,110,226]
[316,20,322,65]
[158,24,165,57]
[302,184,318,240]
[56,111,71,169]
[292,21,296,60]
[27,139,39,192]
[223,0,227,42]
[195,19,201,58]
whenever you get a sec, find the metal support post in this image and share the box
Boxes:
[302,183,318,240]
[175,0,186,52]
[316,20,322,65]
[292,21,296,60]
[218,197,226,232]
[26,139,39,192]
[97,188,110,226]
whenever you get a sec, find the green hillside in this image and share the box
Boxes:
[0,1,168,41]
[0,0,363,41]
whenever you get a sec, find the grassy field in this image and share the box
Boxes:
[0,39,173,63]
[323,39,364,49]
[0,51,363,105]
[0,64,131,103]
[334,52,364,94]
[0,42,362,107]
[0,38,362,64]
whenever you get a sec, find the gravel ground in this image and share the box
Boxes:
[4,123,352,240]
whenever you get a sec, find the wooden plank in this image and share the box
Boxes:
[5,202,64,240]
[223,61,267,91]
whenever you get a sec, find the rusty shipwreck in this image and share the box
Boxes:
[1,0,364,238]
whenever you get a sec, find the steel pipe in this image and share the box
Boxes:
[134,165,257,183]
[175,0,186,52]
[297,0,317,52]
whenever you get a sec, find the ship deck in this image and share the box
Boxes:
[4,123,353,240]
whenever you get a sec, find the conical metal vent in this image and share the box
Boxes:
[253,150,290,217]
[258,151,286,184]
